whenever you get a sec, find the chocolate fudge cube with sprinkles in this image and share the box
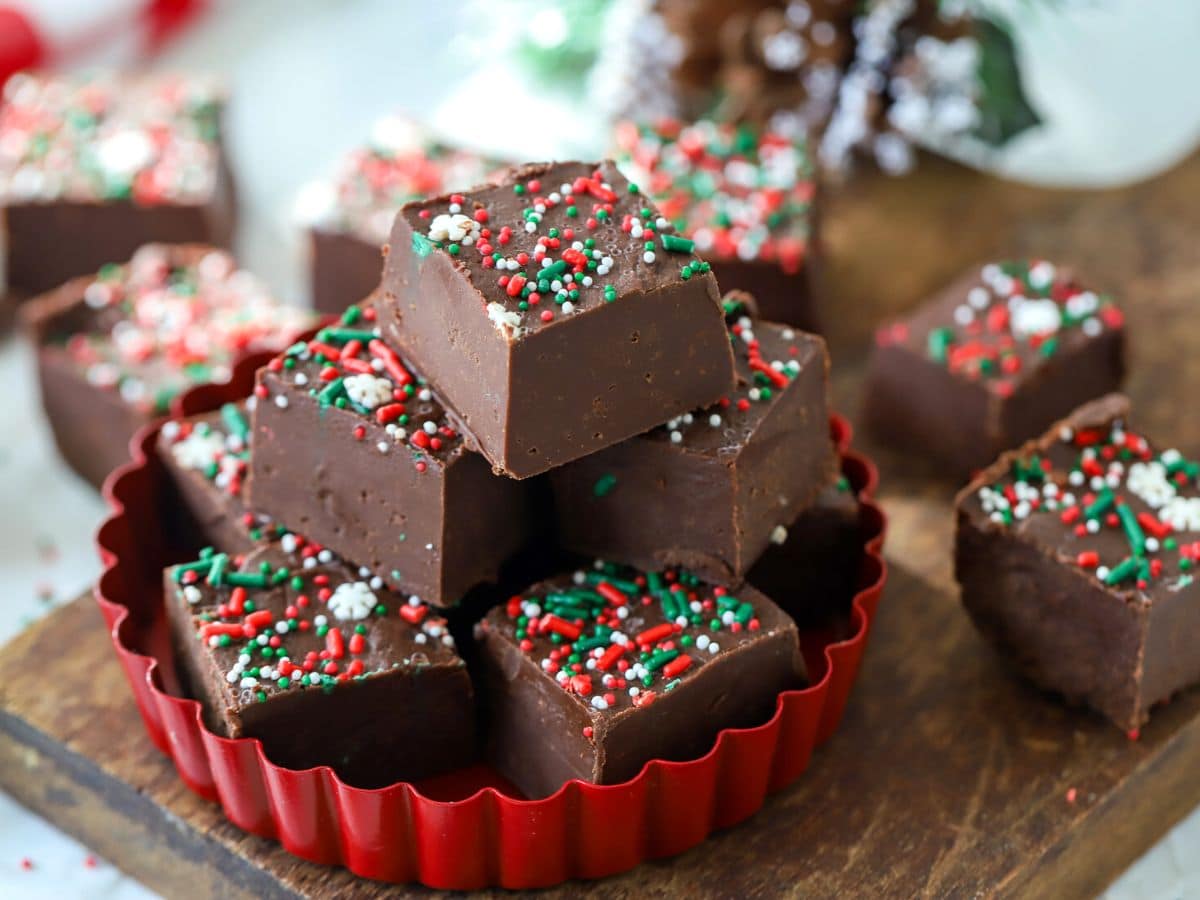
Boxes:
[548,291,835,582]
[246,296,539,607]
[379,159,736,479]
[955,394,1200,734]
[165,544,474,786]
[22,244,311,489]
[157,399,283,556]
[613,118,821,330]
[295,114,505,314]
[0,72,235,307]
[476,560,805,798]
[864,261,1126,476]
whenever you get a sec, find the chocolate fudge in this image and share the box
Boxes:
[476,560,805,798]
[296,115,503,314]
[23,244,310,489]
[157,400,281,555]
[748,475,862,627]
[379,159,736,479]
[548,291,834,581]
[247,297,539,607]
[0,72,235,309]
[165,544,474,786]
[864,261,1126,475]
[955,394,1200,733]
[613,118,821,329]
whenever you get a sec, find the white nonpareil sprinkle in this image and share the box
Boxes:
[487,302,523,338]
[1010,298,1062,338]
[171,428,225,471]
[344,373,393,409]
[328,581,377,621]
[1160,496,1200,532]
[427,212,479,244]
[1126,460,1175,509]
[769,525,788,545]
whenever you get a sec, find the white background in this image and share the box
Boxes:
[1,1,1198,896]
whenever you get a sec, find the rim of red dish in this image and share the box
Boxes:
[95,351,887,807]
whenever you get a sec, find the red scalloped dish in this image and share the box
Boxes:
[94,353,887,889]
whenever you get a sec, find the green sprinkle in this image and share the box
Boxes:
[928,327,953,364]
[661,233,695,254]
[220,403,250,441]
[1105,556,1140,586]
[593,473,618,498]
[318,377,346,408]
[411,232,436,257]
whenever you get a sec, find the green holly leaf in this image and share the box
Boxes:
[974,16,1041,146]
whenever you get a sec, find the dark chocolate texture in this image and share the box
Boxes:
[864,261,1126,476]
[477,560,805,798]
[246,297,539,607]
[165,543,474,787]
[380,159,736,479]
[955,394,1200,732]
[548,291,835,581]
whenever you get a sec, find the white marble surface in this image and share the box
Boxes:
[0,1,1197,896]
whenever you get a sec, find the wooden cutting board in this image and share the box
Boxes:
[4,150,1200,898]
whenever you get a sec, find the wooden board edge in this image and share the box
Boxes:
[0,705,303,900]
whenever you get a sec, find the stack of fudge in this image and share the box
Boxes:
[160,159,866,795]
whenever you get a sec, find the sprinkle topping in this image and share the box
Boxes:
[876,261,1123,397]
[171,545,458,702]
[54,245,310,415]
[973,404,1200,598]
[0,71,224,204]
[296,115,502,244]
[613,119,815,272]
[405,161,710,336]
[263,301,462,466]
[486,559,773,715]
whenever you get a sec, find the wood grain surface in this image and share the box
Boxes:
[3,150,1200,897]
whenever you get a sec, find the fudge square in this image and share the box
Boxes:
[379,159,736,479]
[0,71,235,304]
[158,399,281,556]
[247,297,538,607]
[864,261,1125,475]
[548,291,835,582]
[295,114,504,314]
[22,244,309,489]
[955,394,1200,733]
[613,118,821,330]
[165,544,474,786]
[476,560,805,798]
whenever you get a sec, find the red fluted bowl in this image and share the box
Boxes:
[94,353,887,889]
